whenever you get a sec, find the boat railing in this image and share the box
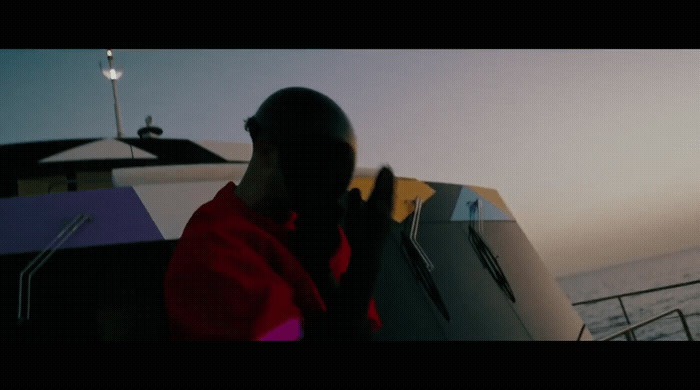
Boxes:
[599,308,693,341]
[17,214,91,324]
[571,279,700,341]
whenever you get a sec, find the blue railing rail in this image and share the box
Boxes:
[571,279,700,341]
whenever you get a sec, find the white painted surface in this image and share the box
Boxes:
[132,181,232,240]
[39,138,156,162]
[193,140,252,161]
[353,167,382,177]
[125,163,404,240]
[112,163,248,187]
[113,162,389,188]
[482,221,594,340]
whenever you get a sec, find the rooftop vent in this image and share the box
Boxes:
[137,116,163,139]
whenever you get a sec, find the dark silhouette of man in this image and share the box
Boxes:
[164,87,394,340]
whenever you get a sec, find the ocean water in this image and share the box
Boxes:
[556,246,700,341]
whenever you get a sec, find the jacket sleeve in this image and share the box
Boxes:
[165,220,302,341]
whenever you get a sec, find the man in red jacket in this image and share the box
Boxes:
[164,87,394,340]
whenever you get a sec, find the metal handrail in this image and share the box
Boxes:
[572,279,700,306]
[408,197,435,272]
[601,308,694,341]
[401,197,450,321]
[571,279,700,341]
[17,214,91,323]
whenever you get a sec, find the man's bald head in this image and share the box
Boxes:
[245,87,356,151]
[242,87,357,214]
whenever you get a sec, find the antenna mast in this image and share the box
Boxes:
[101,49,124,138]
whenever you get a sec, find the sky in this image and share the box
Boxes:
[1,49,698,276]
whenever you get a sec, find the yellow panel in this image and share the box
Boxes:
[466,185,514,219]
[17,175,68,196]
[348,177,435,223]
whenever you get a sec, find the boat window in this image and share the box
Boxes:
[76,171,113,191]
[16,171,113,196]
[17,175,68,196]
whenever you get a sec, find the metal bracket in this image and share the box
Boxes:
[468,199,483,234]
[17,214,91,323]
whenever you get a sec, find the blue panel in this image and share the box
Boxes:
[450,186,514,221]
[0,187,164,255]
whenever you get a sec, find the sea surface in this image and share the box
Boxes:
[556,246,700,341]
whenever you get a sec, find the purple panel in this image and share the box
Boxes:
[0,187,164,255]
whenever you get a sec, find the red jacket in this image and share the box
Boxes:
[164,182,381,340]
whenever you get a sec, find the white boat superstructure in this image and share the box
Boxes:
[0,136,599,340]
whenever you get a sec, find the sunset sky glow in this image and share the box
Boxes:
[1,49,698,276]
